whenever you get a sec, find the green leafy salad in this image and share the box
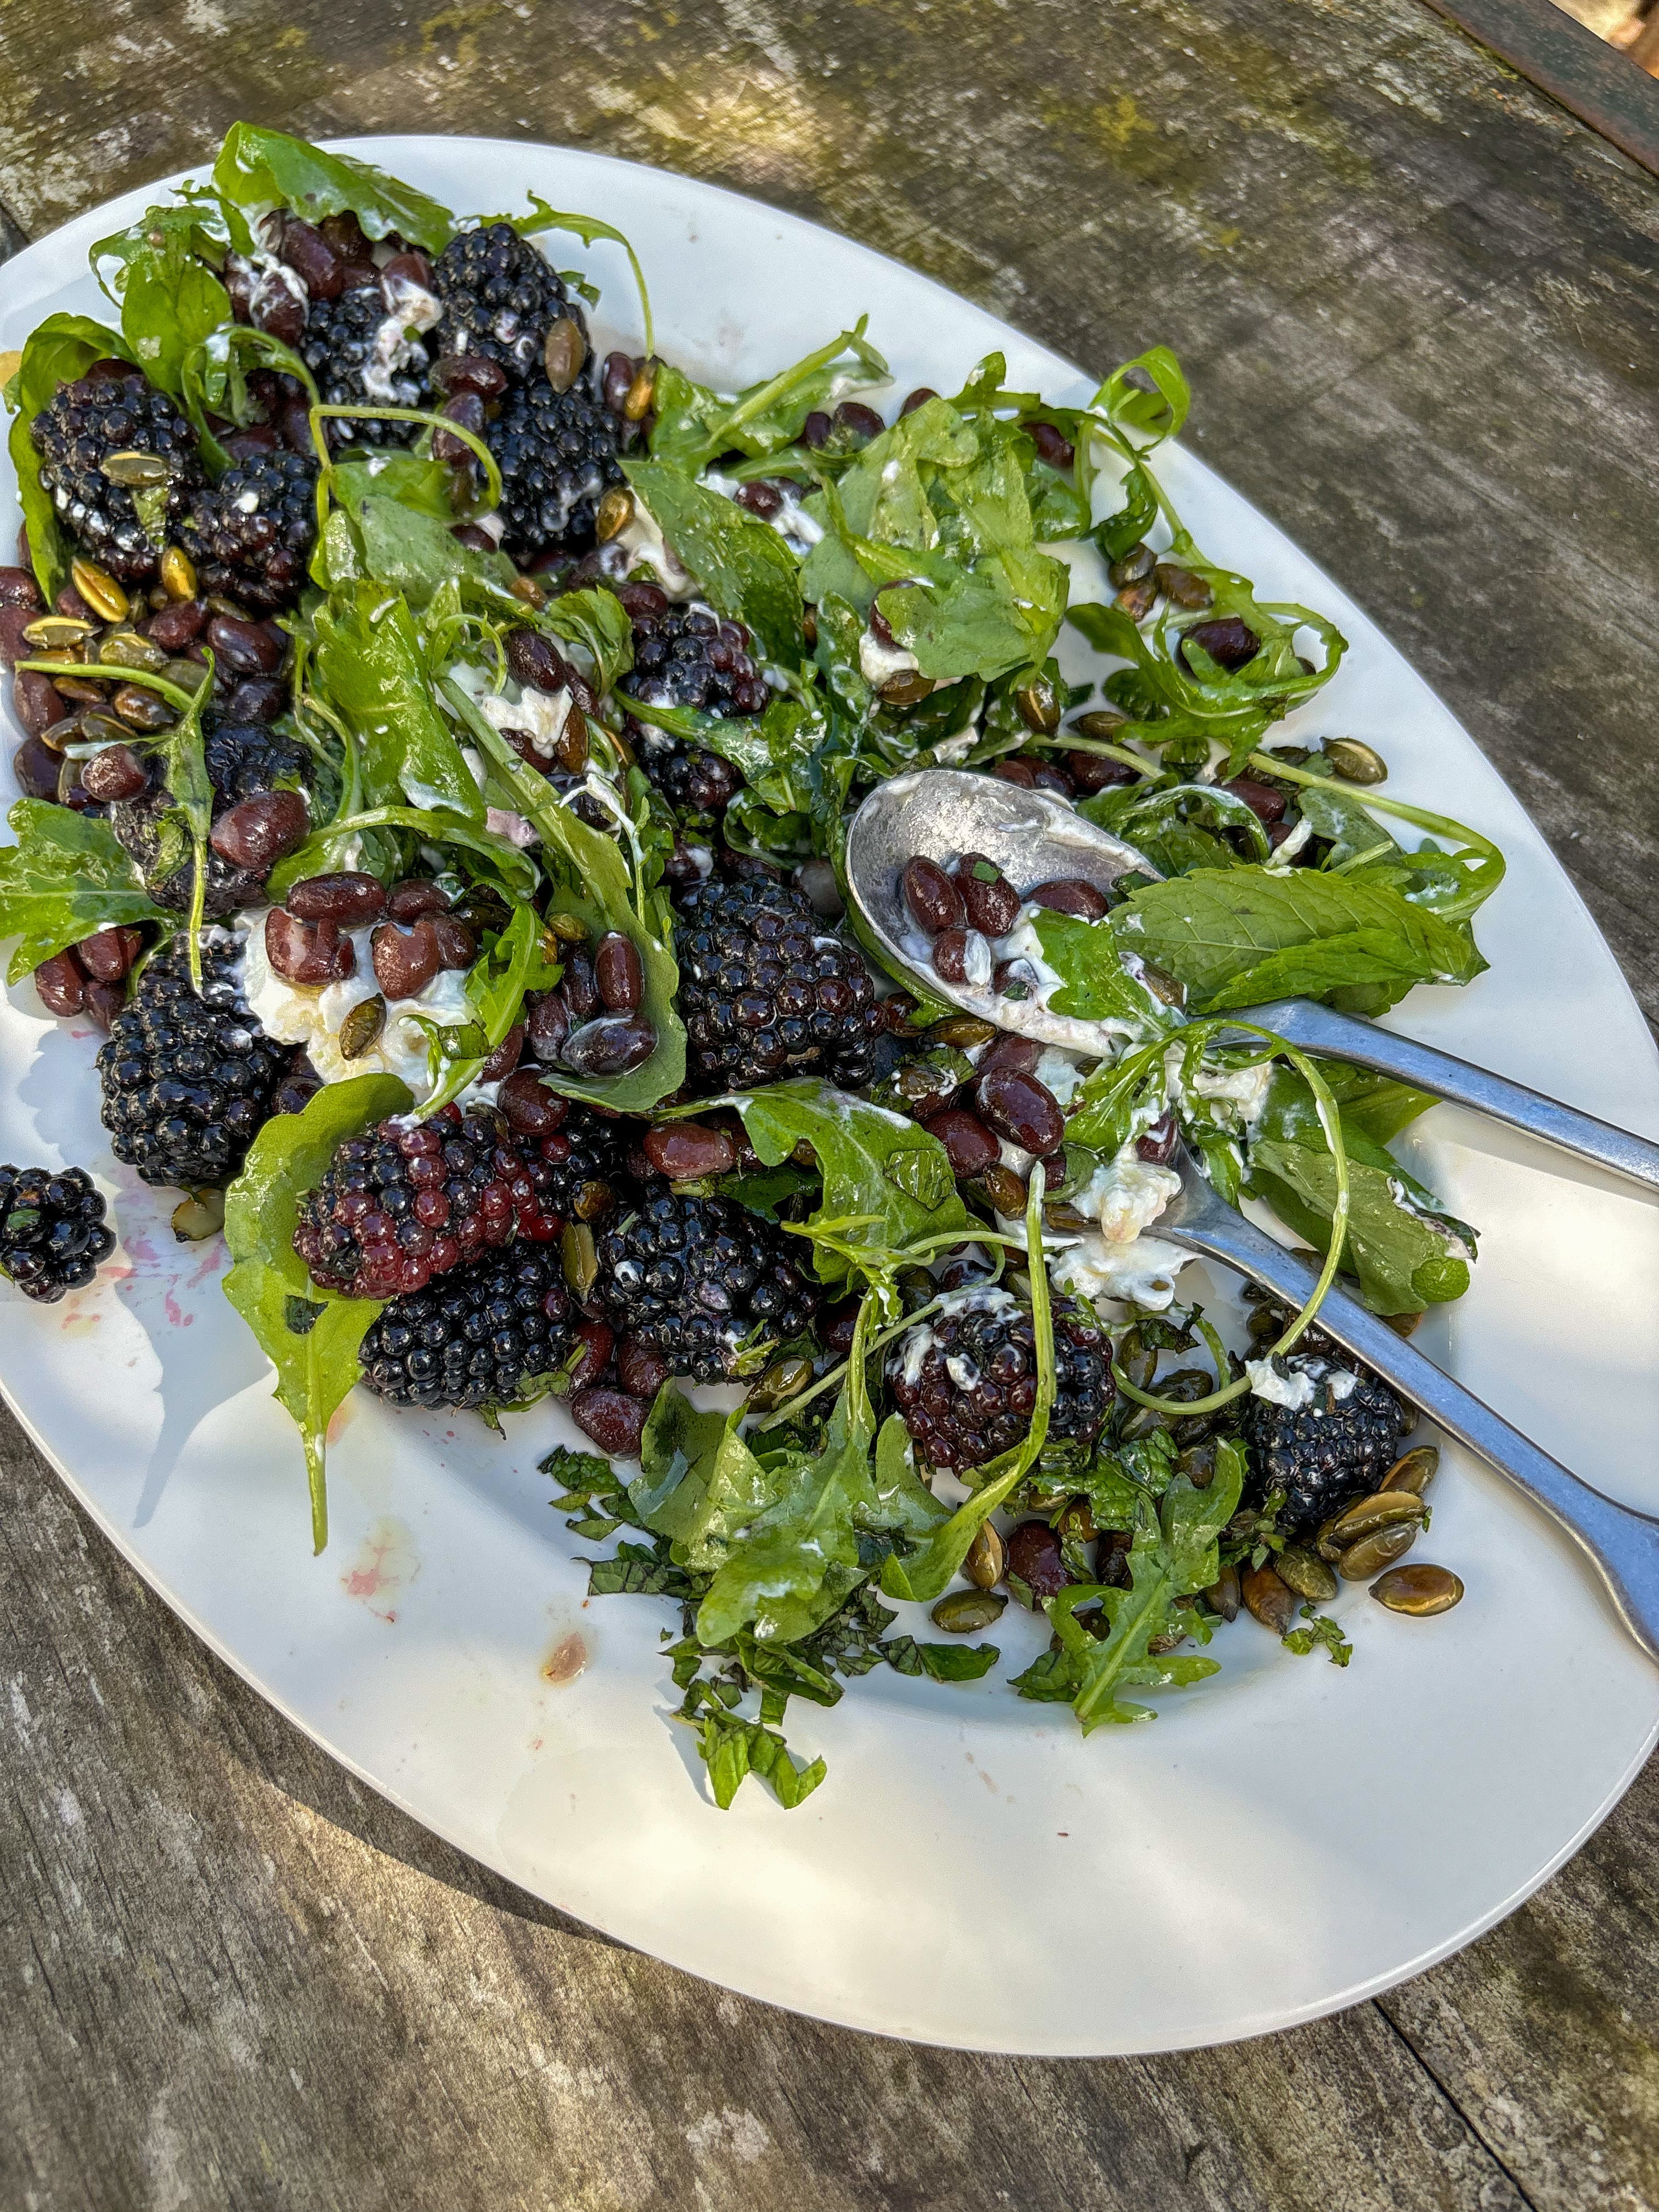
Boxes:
[0,126,1493,1808]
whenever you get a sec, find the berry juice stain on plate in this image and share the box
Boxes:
[341,1515,421,1622]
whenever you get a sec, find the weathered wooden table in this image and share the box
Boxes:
[4,3,1657,2205]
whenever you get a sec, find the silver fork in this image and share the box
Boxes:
[1158,1143,1659,1662]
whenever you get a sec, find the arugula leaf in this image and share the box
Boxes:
[266,805,537,902]
[222,1072,410,1548]
[621,462,804,663]
[0,801,166,981]
[3,313,136,599]
[726,1081,968,1288]
[1091,345,1192,454]
[313,586,484,820]
[329,485,516,606]
[444,679,687,1111]
[538,586,635,695]
[90,189,231,399]
[1112,866,1486,1017]
[631,1387,786,1570]
[213,124,454,255]
[647,319,888,475]
[1080,778,1271,872]
[1026,910,1174,1038]
[690,1708,826,1810]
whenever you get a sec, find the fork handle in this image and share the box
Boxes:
[1160,1199,1659,1664]
[1245,998,1659,1195]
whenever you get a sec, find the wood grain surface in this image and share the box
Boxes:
[2,2,1657,2207]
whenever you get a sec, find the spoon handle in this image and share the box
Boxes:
[1248,998,1659,1194]
[1160,1193,1659,1663]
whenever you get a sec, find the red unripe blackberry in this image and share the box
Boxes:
[294,1103,563,1301]
[887,1286,1113,1472]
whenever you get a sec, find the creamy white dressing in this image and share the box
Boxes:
[1073,1146,1183,1244]
[859,628,922,687]
[1245,1357,1318,1410]
[700,471,825,554]
[238,915,476,1093]
[1032,1045,1088,1106]
[1266,815,1315,870]
[1048,1234,1189,1311]
[601,494,695,596]
[1387,1177,1474,1264]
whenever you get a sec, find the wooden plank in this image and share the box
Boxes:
[1421,0,1659,174]
[1,1,1657,2204]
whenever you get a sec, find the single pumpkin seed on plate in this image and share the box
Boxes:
[1325,1490,1428,1547]
[70,556,129,622]
[1276,1543,1340,1604]
[171,1188,225,1242]
[100,449,171,488]
[1381,1445,1440,1496]
[1338,1519,1418,1580]
[963,1521,1006,1590]
[1323,736,1388,785]
[1372,1562,1464,1616]
[337,993,386,1060]
[931,1588,1008,1634]
[1242,1561,1300,1636]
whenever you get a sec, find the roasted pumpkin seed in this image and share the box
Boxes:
[963,1521,1006,1590]
[1204,1563,1241,1622]
[1069,708,1126,741]
[623,358,657,421]
[1242,1562,1299,1636]
[337,993,386,1060]
[1323,736,1387,785]
[931,1588,1008,1633]
[100,449,171,488]
[1326,1491,1427,1547]
[594,485,634,543]
[878,669,935,707]
[1371,1562,1464,1616]
[1276,1543,1340,1604]
[543,317,587,394]
[926,1014,997,1049]
[171,1188,225,1242]
[21,614,94,648]
[749,1355,814,1411]
[159,545,197,600]
[98,629,169,673]
[70,556,129,622]
[1338,1520,1418,1579]
[112,684,174,732]
[561,1221,598,1300]
[1014,675,1061,734]
[1381,1446,1440,1497]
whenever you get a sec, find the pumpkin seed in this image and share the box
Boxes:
[1371,1562,1464,1616]
[100,449,171,487]
[70,556,129,622]
[543,317,587,394]
[1323,736,1387,785]
[171,1188,225,1242]
[112,684,174,732]
[1069,708,1126,741]
[546,909,590,942]
[163,659,211,693]
[623,358,657,421]
[930,1587,1007,1633]
[98,629,169,673]
[963,1521,1005,1590]
[1014,675,1061,734]
[1338,1520,1418,1579]
[507,574,545,607]
[337,993,386,1060]
[571,1179,615,1223]
[159,545,197,600]
[1384,1309,1423,1339]
[77,712,131,748]
[879,669,935,706]
[21,614,94,648]
[1204,1564,1241,1622]
[595,486,634,543]
[55,676,108,704]
[1326,1491,1427,1547]
[1381,1445,1440,1497]
[1276,1543,1339,1603]
[926,1014,997,1048]
[561,1221,598,1300]
[1056,1497,1097,1544]
[749,1353,814,1411]
[1242,1562,1299,1635]
[1044,1202,1096,1233]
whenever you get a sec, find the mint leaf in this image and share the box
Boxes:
[0,800,166,982]
[691,1709,826,1810]
[631,1387,787,1571]
[1028,909,1173,1037]
[622,462,804,663]
[878,1637,1000,1681]
[1112,866,1486,1016]
[213,124,454,255]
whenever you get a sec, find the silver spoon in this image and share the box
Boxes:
[844,768,1659,1657]
[1158,1143,1659,1662]
[845,769,1659,1194]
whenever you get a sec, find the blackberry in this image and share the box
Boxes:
[97,933,292,1189]
[492,377,623,560]
[0,1165,116,1304]
[1244,1352,1414,1532]
[887,1286,1113,1472]
[673,876,884,1094]
[300,283,429,444]
[634,726,743,818]
[431,224,585,385]
[535,1104,634,1221]
[294,1102,562,1302]
[628,602,771,718]
[595,1191,816,1383]
[31,370,206,583]
[359,1244,575,1411]
[184,449,318,611]
[111,720,313,918]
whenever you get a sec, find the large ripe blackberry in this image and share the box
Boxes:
[294,1102,562,1302]
[300,283,429,444]
[201,719,310,800]
[628,601,771,718]
[1244,1352,1414,1531]
[492,377,623,559]
[184,449,318,611]
[431,224,584,384]
[110,720,312,918]
[0,1165,116,1304]
[673,876,884,1094]
[595,1191,816,1383]
[97,933,292,1189]
[534,1104,634,1222]
[31,370,206,583]
[887,1286,1113,1472]
[359,1244,575,1411]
